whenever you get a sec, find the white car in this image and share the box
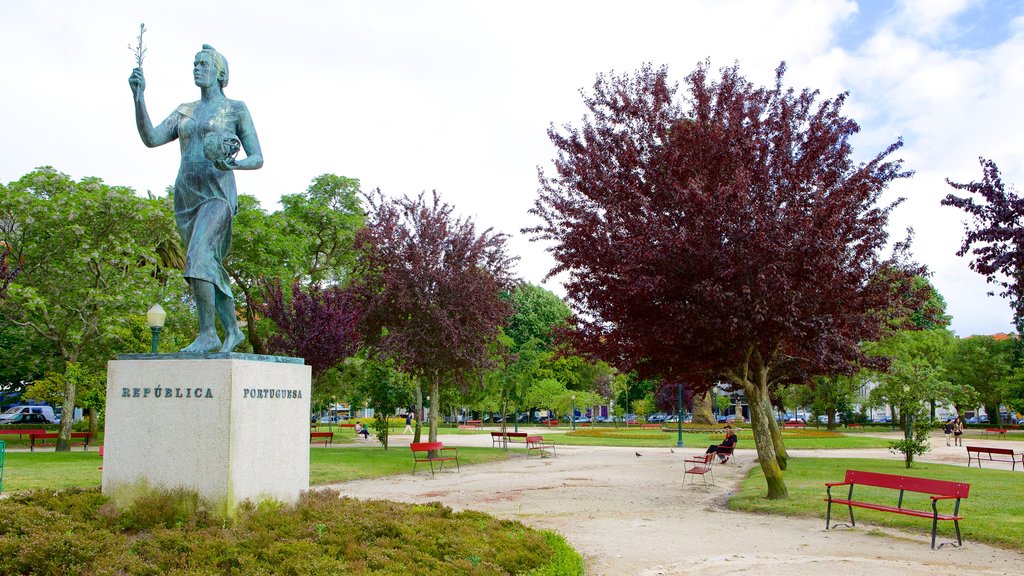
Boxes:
[0,404,57,424]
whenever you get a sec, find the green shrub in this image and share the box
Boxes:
[0,487,577,575]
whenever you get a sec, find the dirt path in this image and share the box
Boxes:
[324,431,1024,575]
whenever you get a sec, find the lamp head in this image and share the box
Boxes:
[146,304,167,328]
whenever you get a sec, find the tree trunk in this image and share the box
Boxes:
[428,378,440,444]
[87,407,99,439]
[742,370,788,499]
[244,303,265,355]
[765,400,788,470]
[413,381,423,444]
[692,391,716,425]
[56,379,76,452]
[986,403,999,425]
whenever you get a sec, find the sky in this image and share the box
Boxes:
[2,0,1023,338]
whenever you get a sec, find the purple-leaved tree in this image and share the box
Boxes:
[353,190,517,443]
[258,280,362,381]
[526,61,920,498]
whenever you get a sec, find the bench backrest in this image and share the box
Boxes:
[844,469,969,498]
[507,432,528,439]
[0,428,46,434]
[966,445,1014,456]
[410,442,443,452]
[526,436,545,442]
[310,431,333,437]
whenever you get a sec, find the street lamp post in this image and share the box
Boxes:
[146,304,166,354]
[571,395,576,431]
[676,383,684,447]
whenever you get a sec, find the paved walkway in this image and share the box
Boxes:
[326,429,1024,575]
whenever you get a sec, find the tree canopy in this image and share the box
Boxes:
[354,190,517,442]
[943,158,1024,340]
[0,167,179,449]
[526,61,918,498]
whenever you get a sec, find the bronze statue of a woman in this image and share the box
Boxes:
[129,45,263,353]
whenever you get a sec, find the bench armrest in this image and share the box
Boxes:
[440,446,458,452]
[930,495,959,501]
[825,481,852,488]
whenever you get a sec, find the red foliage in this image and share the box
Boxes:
[943,158,1024,331]
[353,190,517,383]
[258,279,362,379]
[526,61,918,387]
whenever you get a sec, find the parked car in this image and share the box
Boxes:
[0,404,57,424]
[724,415,746,423]
[646,413,668,423]
[1,413,53,425]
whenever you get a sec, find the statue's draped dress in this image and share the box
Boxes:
[168,99,247,299]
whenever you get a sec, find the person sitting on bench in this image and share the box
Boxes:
[705,426,737,462]
[354,422,371,439]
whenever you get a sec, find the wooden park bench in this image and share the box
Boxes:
[526,435,556,458]
[782,421,806,429]
[683,453,716,488]
[0,428,47,440]
[410,441,459,477]
[845,423,863,429]
[490,431,528,448]
[982,428,1008,437]
[966,445,1022,470]
[29,432,90,452]
[541,419,559,428]
[309,431,334,446]
[825,469,970,549]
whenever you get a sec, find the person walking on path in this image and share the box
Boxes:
[952,416,964,447]
[943,419,954,446]
[404,412,414,435]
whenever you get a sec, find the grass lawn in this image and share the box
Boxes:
[550,428,893,449]
[0,446,512,493]
[309,446,512,485]
[730,456,1024,551]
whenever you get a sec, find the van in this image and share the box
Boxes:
[0,404,57,424]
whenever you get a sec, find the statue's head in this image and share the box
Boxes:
[197,44,229,88]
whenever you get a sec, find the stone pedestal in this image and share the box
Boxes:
[103,353,311,510]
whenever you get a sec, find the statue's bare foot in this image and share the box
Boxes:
[220,328,245,353]
[182,332,221,353]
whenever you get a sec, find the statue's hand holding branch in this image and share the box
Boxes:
[129,67,146,101]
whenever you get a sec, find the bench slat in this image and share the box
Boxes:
[826,499,962,521]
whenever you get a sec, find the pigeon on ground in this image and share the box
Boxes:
[635,452,642,457]
[670,449,675,453]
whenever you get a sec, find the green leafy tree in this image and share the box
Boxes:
[23,363,105,436]
[357,359,414,449]
[944,335,1012,421]
[228,175,364,354]
[504,284,571,349]
[808,374,861,431]
[0,168,178,450]
[867,329,955,466]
